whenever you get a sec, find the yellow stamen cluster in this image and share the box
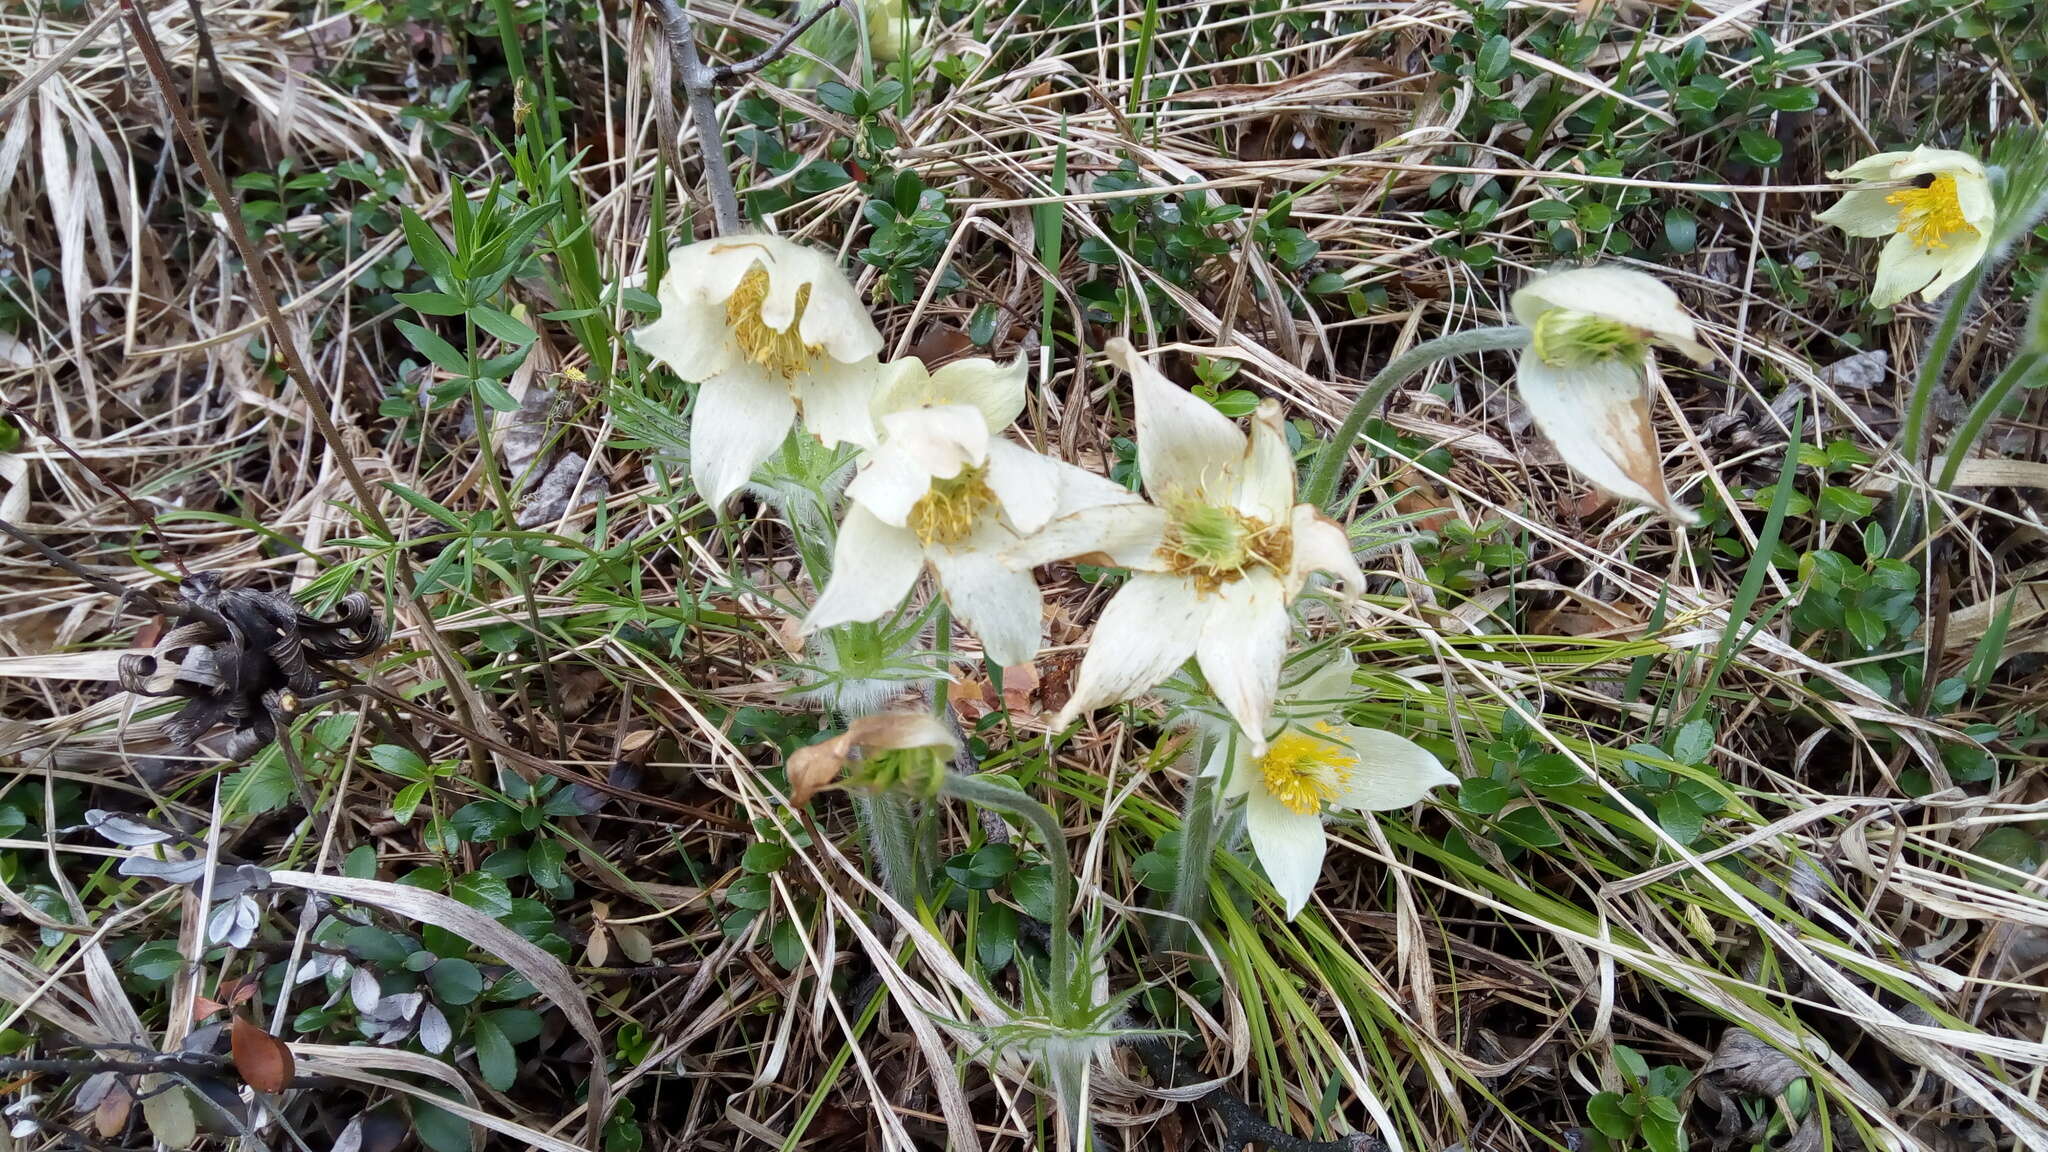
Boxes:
[909,466,996,546]
[1258,723,1356,816]
[1530,308,1649,370]
[725,266,823,379]
[1159,498,1292,593]
[1886,174,1975,251]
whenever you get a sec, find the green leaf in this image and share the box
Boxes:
[741,841,792,874]
[391,780,430,825]
[394,319,470,376]
[976,900,1017,970]
[1494,806,1563,849]
[428,957,484,1006]
[344,844,378,880]
[472,374,520,412]
[1816,485,1878,522]
[1587,1092,1634,1139]
[470,304,538,347]
[450,801,519,841]
[1458,776,1512,815]
[1843,605,1888,650]
[369,744,430,780]
[1664,208,1697,253]
[400,207,454,282]
[771,915,804,971]
[1010,865,1054,923]
[452,873,514,919]
[1671,718,1715,765]
[396,291,469,316]
[1758,85,1818,112]
[471,1013,517,1091]
[344,925,412,968]
[129,941,185,983]
[527,840,567,891]
[412,1101,472,1152]
[1527,199,1577,221]
[1476,34,1511,79]
[487,1008,544,1043]
[1737,129,1784,166]
[816,81,862,116]
[1657,792,1705,845]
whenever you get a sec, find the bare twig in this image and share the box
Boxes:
[648,0,844,235]
[715,0,844,81]
[1,402,191,579]
[0,518,183,618]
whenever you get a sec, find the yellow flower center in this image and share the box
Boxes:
[725,265,823,379]
[908,465,996,546]
[1258,723,1356,816]
[1159,497,1292,593]
[1530,308,1649,370]
[1886,174,1976,251]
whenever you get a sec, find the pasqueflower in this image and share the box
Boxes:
[804,356,1140,667]
[634,235,883,509]
[1509,266,1715,524]
[1017,339,1362,754]
[1817,147,1993,308]
[1208,649,1454,919]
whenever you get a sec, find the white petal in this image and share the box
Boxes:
[905,354,1032,430]
[1816,189,1902,238]
[1243,784,1326,920]
[1511,266,1710,365]
[1196,570,1288,756]
[846,443,934,527]
[1109,338,1245,501]
[1287,504,1363,600]
[1829,150,1917,181]
[691,367,797,510]
[1517,348,1696,524]
[1205,735,1256,800]
[1005,502,1169,571]
[1232,400,1296,522]
[662,238,764,306]
[1281,647,1356,711]
[1918,230,1990,302]
[1870,232,1957,308]
[1052,458,1147,517]
[928,522,1044,667]
[984,439,1064,535]
[632,297,736,380]
[1329,726,1456,811]
[1887,146,1987,184]
[1056,572,1206,726]
[879,405,989,476]
[795,358,884,449]
[777,244,884,363]
[805,505,925,631]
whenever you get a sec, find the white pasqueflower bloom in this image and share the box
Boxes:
[633,234,884,509]
[1817,147,1993,308]
[804,356,1141,667]
[1207,648,1454,920]
[1509,266,1716,525]
[1017,339,1363,755]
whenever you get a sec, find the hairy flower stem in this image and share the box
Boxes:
[1938,350,2044,491]
[941,772,1074,986]
[1301,326,1532,513]
[1899,263,1988,471]
[1161,739,1220,956]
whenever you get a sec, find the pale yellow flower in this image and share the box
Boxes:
[1509,266,1715,525]
[1818,147,1993,308]
[633,235,882,509]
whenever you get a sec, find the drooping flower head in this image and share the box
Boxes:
[804,356,1140,667]
[633,235,884,509]
[1015,339,1362,754]
[1817,147,1993,308]
[1509,266,1715,525]
[1208,649,1454,919]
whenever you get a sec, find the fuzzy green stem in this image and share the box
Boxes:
[1937,350,2044,491]
[940,773,1073,986]
[855,791,928,909]
[1161,737,1221,955]
[1301,326,1531,512]
[1899,264,1988,469]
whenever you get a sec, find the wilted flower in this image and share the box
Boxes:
[1508,266,1715,525]
[786,712,956,806]
[117,574,382,756]
[1206,649,1453,919]
[1818,147,1993,308]
[632,235,884,509]
[804,356,1142,666]
[1015,340,1362,754]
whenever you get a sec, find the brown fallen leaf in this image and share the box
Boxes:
[998,661,1040,716]
[94,1077,133,1139]
[231,1015,296,1093]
